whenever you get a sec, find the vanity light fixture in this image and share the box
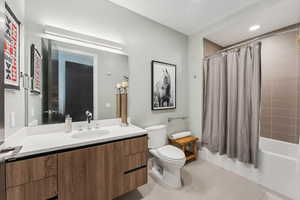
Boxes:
[44,30,122,50]
[249,25,260,32]
[43,28,125,55]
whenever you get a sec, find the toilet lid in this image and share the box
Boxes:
[157,145,185,160]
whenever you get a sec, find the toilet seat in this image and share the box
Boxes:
[157,145,185,161]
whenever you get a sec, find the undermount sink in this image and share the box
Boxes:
[71,129,110,139]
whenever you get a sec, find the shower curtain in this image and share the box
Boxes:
[203,42,261,167]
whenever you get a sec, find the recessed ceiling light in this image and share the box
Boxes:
[249,25,260,32]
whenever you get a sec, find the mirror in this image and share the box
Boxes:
[26,36,128,126]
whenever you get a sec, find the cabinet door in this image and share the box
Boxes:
[105,141,124,199]
[58,146,108,200]
[86,146,108,200]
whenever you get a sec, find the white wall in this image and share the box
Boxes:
[24,0,188,129]
[5,0,25,137]
[297,27,300,200]
[187,34,204,139]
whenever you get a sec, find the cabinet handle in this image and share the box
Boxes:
[47,196,58,200]
[124,165,146,174]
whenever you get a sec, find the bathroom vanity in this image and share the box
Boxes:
[3,124,148,200]
[0,1,147,198]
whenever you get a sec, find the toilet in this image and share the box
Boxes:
[145,125,186,188]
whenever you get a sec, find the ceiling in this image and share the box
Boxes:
[109,0,300,46]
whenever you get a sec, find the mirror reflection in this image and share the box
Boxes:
[27,38,128,126]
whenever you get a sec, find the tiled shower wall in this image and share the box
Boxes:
[260,28,300,144]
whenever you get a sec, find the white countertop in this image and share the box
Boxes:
[1,124,147,161]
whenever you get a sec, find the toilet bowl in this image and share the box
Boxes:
[145,125,186,188]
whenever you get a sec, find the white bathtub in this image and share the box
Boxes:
[258,137,298,200]
[200,137,299,199]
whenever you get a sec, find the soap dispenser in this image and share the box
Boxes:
[65,115,72,133]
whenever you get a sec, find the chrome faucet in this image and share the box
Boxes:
[85,110,93,124]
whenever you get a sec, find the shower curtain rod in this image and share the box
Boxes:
[203,24,300,60]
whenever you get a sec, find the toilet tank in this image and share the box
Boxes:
[145,125,167,149]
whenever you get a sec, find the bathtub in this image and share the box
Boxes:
[200,137,299,199]
[258,137,298,200]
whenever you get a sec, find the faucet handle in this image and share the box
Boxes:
[85,110,93,117]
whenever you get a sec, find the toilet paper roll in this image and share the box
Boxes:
[169,131,192,140]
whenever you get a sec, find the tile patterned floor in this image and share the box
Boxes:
[115,160,290,200]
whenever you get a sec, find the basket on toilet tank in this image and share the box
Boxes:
[146,125,168,149]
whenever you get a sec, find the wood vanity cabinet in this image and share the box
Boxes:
[58,135,148,200]
[5,135,148,200]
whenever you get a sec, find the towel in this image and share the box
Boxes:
[169,131,192,140]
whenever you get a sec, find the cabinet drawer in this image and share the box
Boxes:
[123,167,147,193]
[25,176,57,200]
[6,154,57,188]
[6,176,57,200]
[123,152,147,172]
[123,136,148,156]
